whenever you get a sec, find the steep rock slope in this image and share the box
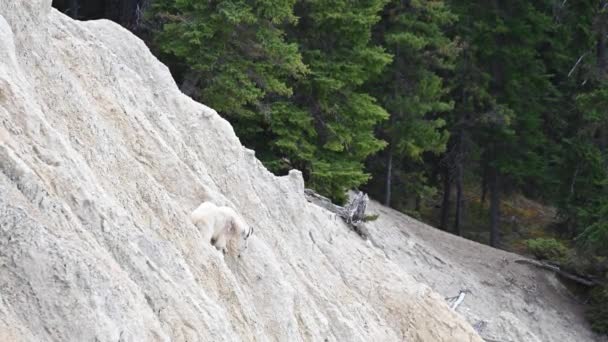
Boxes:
[0,1,482,341]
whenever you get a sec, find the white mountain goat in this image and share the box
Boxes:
[190,201,254,257]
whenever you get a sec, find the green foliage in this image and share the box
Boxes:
[588,284,608,334]
[525,238,568,262]
[404,208,423,220]
[150,0,316,185]
[577,202,608,256]
[150,0,392,203]
[553,85,608,252]
[377,0,457,151]
[365,0,456,205]
[363,214,380,222]
[451,0,556,187]
[152,0,306,113]
[287,0,392,202]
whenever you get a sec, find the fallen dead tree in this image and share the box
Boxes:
[450,291,467,311]
[514,259,600,287]
[445,289,471,311]
[304,189,371,239]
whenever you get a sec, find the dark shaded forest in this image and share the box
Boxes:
[53,0,608,333]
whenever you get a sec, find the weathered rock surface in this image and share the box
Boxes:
[2,1,604,341]
[0,1,484,341]
[367,201,607,342]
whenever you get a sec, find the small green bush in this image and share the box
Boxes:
[525,238,568,262]
[588,284,608,334]
[404,209,422,220]
[363,214,379,222]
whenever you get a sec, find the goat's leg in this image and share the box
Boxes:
[214,235,227,255]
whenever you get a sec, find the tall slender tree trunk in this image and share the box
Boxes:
[385,147,393,206]
[69,0,78,18]
[489,166,501,247]
[596,3,608,150]
[104,0,140,28]
[180,72,202,98]
[453,129,465,235]
[454,161,464,236]
[430,158,440,185]
[487,0,503,248]
[385,44,400,207]
[480,165,488,210]
[440,167,451,230]
[121,0,140,28]
[481,166,488,210]
[598,1,608,78]
[599,33,607,78]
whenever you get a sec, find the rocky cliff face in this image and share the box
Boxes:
[0,1,483,341]
[1,1,603,342]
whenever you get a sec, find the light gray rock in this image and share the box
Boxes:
[0,2,482,341]
[366,200,607,342]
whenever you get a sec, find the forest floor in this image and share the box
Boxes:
[419,189,560,255]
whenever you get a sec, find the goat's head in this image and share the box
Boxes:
[238,226,254,258]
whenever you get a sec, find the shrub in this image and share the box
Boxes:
[404,209,422,220]
[588,284,608,334]
[525,238,568,262]
[363,214,379,222]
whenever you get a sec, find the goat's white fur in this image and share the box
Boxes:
[190,201,253,256]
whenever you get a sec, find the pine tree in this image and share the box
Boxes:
[150,0,393,203]
[543,0,608,249]
[441,39,493,234]
[448,0,557,246]
[149,0,314,178]
[288,0,392,203]
[366,0,456,210]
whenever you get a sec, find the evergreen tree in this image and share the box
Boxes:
[448,0,556,246]
[561,88,608,250]
[366,0,456,210]
[439,38,493,234]
[530,1,608,261]
[288,0,392,203]
[149,0,314,178]
[150,0,392,203]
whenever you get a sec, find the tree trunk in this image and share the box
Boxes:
[480,162,488,215]
[429,158,440,185]
[594,10,608,151]
[454,161,464,236]
[180,72,202,98]
[453,129,465,236]
[598,1,608,78]
[489,166,501,247]
[480,173,487,206]
[440,167,451,230]
[121,0,141,28]
[69,0,78,18]
[385,147,393,206]
[104,0,120,23]
[104,0,140,28]
[385,43,400,208]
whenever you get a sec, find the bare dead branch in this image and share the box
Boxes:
[304,189,371,240]
[568,52,589,77]
[514,259,600,286]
